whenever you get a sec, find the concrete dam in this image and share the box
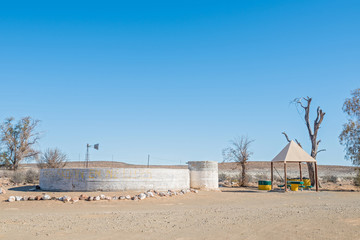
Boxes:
[39,161,218,192]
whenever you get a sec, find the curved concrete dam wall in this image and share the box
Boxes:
[40,168,190,192]
[188,161,219,190]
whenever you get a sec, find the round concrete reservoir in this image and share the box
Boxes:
[188,161,218,190]
[40,168,190,192]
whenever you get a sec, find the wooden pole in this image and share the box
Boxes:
[284,162,287,192]
[299,162,302,181]
[271,162,274,190]
[315,162,319,192]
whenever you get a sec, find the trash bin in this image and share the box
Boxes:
[258,180,272,190]
[290,184,299,191]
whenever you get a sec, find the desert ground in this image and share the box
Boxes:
[1,162,359,240]
[1,188,360,239]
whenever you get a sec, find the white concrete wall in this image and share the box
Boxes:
[40,168,190,192]
[188,161,219,190]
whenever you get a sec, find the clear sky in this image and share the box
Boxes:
[0,1,359,166]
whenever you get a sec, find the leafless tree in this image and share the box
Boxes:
[0,117,40,170]
[283,97,326,185]
[222,136,254,186]
[37,148,67,169]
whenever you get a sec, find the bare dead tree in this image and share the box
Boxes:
[37,148,67,169]
[222,136,254,187]
[282,132,302,148]
[283,97,326,185]
[0,117,40,170]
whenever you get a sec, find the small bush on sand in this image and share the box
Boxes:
[10,171,25,184]
[254,173,268,181]
[354,169,360,186]
[25,169,39,183]
[218,173,228,182]
[322,175,338,183]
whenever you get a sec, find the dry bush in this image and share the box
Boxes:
[37,148,67,169]
[10,171,25,184]
[254,173,269,181]
[354,169,360,186]
[218,173,229,182]
[322,175,339,183]
[25,169,39,183]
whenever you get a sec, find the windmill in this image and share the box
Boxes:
[85,143,99,168]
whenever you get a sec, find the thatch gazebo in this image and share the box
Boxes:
[271,141,319,192]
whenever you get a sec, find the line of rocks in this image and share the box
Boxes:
[6,189,199,203]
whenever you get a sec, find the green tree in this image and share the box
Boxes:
[339,88,360,166]
[0,117,40,170]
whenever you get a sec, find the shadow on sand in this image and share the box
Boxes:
[7,185,40,192]
[220,186,285,193]
[221,186,358,193]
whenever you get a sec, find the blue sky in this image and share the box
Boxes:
[0,1,359,166]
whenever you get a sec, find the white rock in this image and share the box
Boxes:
[125,195,131,200]
[159,192,166,197]
[62,196,71,202]
[15,196,23,201]
[112,196,117,200]
[138,193,146,200]
[131,196,139,201]
[100,194,106,200]
[95,196,101,201]
[146,191,154,198]
[8,196,15,202]
[105,196,111,200]
[119,196,125,200]
[42,194,51,200]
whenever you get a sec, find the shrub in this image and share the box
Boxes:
[218,173,229,182]
[25,169,39,183]
[37,148,67,169]
[10,171,25,184]
[254,173,268,181]
[322,175,338,183]
[354,169,360,186]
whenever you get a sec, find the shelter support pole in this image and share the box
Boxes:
[284,162,287,192]
[299,162,302,181]
[271,162,274,190]
[315,163,319,192]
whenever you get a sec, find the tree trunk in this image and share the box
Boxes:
[241,162,246,186]
[306,162,315,185]
[300,97,325,186]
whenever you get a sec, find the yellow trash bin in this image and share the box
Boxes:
[290,184,299,191]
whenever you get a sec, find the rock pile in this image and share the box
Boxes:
[6,189,199,203]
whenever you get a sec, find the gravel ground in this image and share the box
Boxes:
[1,187,360,240]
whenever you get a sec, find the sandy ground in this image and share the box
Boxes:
[1,187,360,240]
